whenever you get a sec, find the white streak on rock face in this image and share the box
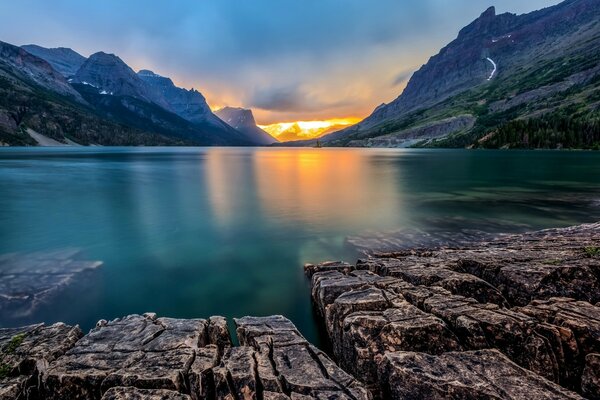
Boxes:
[486,57,497,80]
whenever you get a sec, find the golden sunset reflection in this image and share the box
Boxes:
[252,149,401,228]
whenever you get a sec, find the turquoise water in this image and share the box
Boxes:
[1,147,599,344]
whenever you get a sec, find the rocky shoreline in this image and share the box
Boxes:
[1,222,600,399]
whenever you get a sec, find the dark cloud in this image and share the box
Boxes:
[249,85,352,112]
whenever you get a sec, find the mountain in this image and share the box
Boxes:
[69,52,254,145]
[137,69,214,124]
[275,123,303,142]
[21,45,86,78]
[0,41,84,102]
[214,107,278,145]
[0,40,179,146]
[321,0,600,149]
[0,41,254,146]
[72,52,158,103]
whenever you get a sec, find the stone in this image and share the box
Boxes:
[582,354,600,400]
[42,314,212,400]
[322,284,461,385]
[517,298,600,389]
[188,346,219,400]
[356,256,508,306]
[101,387,192,400]
[378,349,583,399]
[0,322,82,400]
[235,315,371,400]
[213,346,257,400]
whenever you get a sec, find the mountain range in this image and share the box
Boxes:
[298,0,600,149]
[0,43,276,146]
[2,0,598,148]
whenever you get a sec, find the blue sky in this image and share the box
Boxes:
[0,0,561,123]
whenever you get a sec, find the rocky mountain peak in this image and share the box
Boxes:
[73,51,155,102]
[215,107,278,145]
[215,107,256,127]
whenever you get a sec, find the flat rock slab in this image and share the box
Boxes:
[378,349,583,400]
[0,249,102,319]
[42,313,230,400]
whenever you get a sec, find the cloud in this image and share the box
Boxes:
[249,85,352,113]
[392,69,415,87]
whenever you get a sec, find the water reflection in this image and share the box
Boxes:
[252,149,403,229]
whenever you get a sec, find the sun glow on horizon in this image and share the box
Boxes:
[258,118,361,141]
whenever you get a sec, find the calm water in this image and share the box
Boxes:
[1,147,599,344]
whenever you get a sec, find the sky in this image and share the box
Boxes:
[0,0,562,126]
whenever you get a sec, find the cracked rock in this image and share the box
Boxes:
[42,314,213,400]
[378,349,583,400]
[0,322,82,400]
[101,387,192,399]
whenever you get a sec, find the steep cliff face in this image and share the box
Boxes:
[215,106,278,145]
[137,70,214,124]
[21,45,86,78]
[325,0,600,147]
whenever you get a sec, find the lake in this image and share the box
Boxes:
[1,147,599,345]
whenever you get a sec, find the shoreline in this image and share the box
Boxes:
[1,222,599,399]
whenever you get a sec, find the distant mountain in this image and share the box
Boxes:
[0,41,84,102]
[215,107,278,145]
[272,122,350,143]
[273,123,303,142]
[21,45,86,78]
[321,0,600,149]
[0,40,178,146]
[72,52,158,103]
[137,69,214,124]
[0,41,254,146]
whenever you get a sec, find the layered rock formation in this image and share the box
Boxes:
[1,314,369,400]
[306,222,600,398]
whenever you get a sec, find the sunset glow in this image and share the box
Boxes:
[259,118,361,141]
